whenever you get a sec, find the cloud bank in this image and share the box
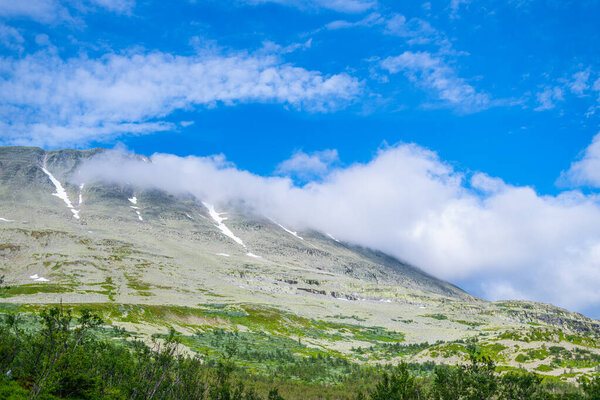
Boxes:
[0,49,361,148]
[75,139,600,316]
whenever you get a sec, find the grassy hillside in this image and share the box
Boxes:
[0,146,599,386]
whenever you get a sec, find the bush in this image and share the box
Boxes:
[0,307,596,400]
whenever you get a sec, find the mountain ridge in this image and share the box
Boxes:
[1,145,599,382]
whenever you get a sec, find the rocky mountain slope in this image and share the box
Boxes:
[1,146,599,382]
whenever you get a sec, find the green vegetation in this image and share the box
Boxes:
[423,313,448,321]
[0,283,73,297]
[1,306,600,399]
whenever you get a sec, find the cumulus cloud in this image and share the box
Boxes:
[0,49,361,147]
[75,141,600,315]
[239,0,375,13]
[275,149,339,180]
[559,132,600,188]
[381,51,489,112]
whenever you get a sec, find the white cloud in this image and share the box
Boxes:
[75,142,600,314]
[0,0,71,23]
[570,70,590,96]
[559,132,600,188]
[88,0,134,13]
[0,23,23,50]
[325,12,383,29]
[450,0,470,11]
[240,0,376,13]
[381,51,489,112]
[534,86,564,111]
[0,0,134,24]
[470,172,507,194]
[384,14,439,45]
[449,0,470,17]
[534,67,600,112]
[0,49,361,147]
[327,13,447,48]
[325,12,447,48]
[275,149,339,179]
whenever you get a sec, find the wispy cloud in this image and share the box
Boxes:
[76,141,600,314]
[239,0,376,13]
[87,0,135,13]
[325,11,383,29]
[0,22,24,50]
[326,12,447,48]
[0,0,72,24]
[534,86,564,111]
[0,49,361,147]
[275,149,339,180]
[449,0,470,17]
[0,0,134,24]
[381,51,489,112]
[570,70,591,96]
[534,68,600,112]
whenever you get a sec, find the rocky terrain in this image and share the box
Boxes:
[1,146,599,382]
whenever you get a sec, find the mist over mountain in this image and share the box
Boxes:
[71,144,600,318]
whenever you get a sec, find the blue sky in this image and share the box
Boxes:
[3,0,600,315]
[1,0,599,193]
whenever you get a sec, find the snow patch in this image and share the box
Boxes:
[128,197,143,221]
[216,253,230,257]
[326,233,340,243]
[0,218,14,222]
[246,252,261,259]
[185,213,194,220]
[78,183,84,206]
[29,274,49,282]
[202,202,245,247]
[270,219,303,240]
[41,163,80,220]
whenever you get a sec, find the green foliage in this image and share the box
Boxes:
[0,284,72,297]
[424,313,448,321]
[370,363,422,400]
[0,307,597,400]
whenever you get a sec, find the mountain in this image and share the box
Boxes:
[1,146,599,382]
